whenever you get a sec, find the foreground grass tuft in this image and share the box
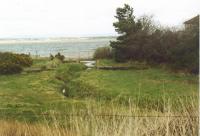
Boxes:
[0,97,198,136]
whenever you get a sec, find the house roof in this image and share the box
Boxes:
[184,15,199,24]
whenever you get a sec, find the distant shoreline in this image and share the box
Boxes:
[0,36,116,44]
[0,37,113,58]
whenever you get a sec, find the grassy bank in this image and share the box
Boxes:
[0,59,87,121]
[65,59,198,109]
[0,58,198,135]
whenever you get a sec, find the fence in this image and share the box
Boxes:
[26,50,95,60]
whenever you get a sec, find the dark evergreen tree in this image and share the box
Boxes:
[110,4,144,62]
[110,4,199,74]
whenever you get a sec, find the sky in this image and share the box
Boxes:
[0,0,199,38]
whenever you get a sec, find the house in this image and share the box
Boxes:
[184,15,199,30]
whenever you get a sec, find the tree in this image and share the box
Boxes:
[110,4,147,62]
[110,4,199,74]
[170,26,199,74]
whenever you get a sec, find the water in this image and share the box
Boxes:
[0,37,115,58]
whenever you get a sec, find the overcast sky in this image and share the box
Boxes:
[0,0,199,38]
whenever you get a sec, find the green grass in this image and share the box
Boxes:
[78,68,198,98]
[0,59,88,121]
[96,59,147,67]
[74,59,198,110]
[0,59,198,121]
[77,59,198,98]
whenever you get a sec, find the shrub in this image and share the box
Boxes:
[47,58,62,68]
[16,53,33,67]
[110,4,198,74]
[0,52,32,75]
[0,62,22,75]
[41,65,47,71]
[49,54,54,60]
[56,63,86,82]
[93,47,113,59]
[0,52,33,67]
[55,53,65,62]
[169,28,199,74]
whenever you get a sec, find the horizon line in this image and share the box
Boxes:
[0,35,117,40]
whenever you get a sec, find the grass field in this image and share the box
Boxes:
[74,59,198,105]
[79,67,198,98]
[0,58,198,135]
[0,59,88,121]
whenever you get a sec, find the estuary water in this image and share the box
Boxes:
[0,37,115,58]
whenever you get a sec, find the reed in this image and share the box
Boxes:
[0,97,198,136]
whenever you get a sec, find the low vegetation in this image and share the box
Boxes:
[0,52,33,74]
[0,52,33,67]
[0,97,198,136]
[0,62,23,75]
[0,58,198,135]
[108,4,199,74]
[93,46,113,59]
[63,60,198,110]
[50,52,65,62]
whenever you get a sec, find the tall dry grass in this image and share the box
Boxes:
[0,97,198,136]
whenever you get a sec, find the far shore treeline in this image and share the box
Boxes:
[95,4,199,74]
